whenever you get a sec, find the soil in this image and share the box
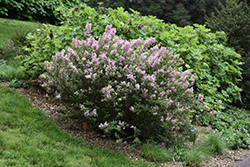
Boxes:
[1,80,250,167]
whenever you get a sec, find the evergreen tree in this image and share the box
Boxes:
[85,0,221,26]
[206,0,250,109]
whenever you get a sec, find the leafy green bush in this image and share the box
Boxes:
[205,0,250,109]
[21,3,242,117]
[0,0,81,24]
[159,24,242,115]
[40,24,210,145]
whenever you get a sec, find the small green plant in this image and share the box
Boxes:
[199,132,228,155]
[0,22,41,61]
[7,79,26,88]
[212,105,250,149]
[183,146,211,166]
[0,60,28,81]
[141,143,173,162]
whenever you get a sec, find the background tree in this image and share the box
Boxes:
[85,0,222,26]
[0,0,81,25]
[205,0,250,109]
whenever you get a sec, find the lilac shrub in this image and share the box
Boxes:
[41,23,211,146]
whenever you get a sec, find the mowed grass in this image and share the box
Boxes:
[0,18,41,45]
[0,86,153,167]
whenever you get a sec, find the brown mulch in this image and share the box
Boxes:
[1,80,250,167]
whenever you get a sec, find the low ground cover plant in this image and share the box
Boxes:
[40,23,211,146]
[212,105,250,149]
[140,132,228,166]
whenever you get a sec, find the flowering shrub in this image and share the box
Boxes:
[22,3,242,115]
[41,23,211,145]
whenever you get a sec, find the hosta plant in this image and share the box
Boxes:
[40,24,212,146]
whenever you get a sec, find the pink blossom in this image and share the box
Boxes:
[198,94,204,101]
[110,49,117,55]
[190,74,195,85]
[185,87,194,94]
[121,41,132,54]
[129,106,134,111]
[84,23,92,36]
[84,110,90,116]
[56,94,61,99]
[85,23,92,31]
[92,109,97,116]
[92,41,99,50]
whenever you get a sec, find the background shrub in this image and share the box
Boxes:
[41,24,210,145]
[205,0,250,110]
[0,0,81,25]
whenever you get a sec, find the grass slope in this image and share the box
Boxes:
[0,86,153,167]
[0,18,41,46]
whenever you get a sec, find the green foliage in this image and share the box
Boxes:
[205,0,250,109]
[160,24,242,114]
[19,4,167,78]
[183,146,211,166]
[212,105,250,149]
[182,132,227,165]
[0,60,28,82]
[198,132,228,155]
[141,143,173,162]
[0,0,81,24]
[86,0,222,26]
[21,3,242,116]
[7,79,27,88]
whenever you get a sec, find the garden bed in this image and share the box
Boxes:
[1,80,249,167]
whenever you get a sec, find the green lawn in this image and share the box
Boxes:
[0,18,41,45]
[0,86,153,167]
